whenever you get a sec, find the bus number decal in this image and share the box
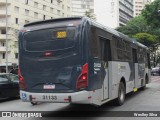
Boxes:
[42,95,57,100]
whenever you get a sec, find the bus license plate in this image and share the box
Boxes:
[43,85,55,89]
[42,95,57,101]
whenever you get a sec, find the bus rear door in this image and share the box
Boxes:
[100,37,111,100]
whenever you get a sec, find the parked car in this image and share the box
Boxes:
[151,67,160,76]
[0,73,19,99]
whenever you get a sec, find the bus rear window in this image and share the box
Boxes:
[23,27,76,52]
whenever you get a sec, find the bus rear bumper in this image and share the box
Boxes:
[20,90,92,104]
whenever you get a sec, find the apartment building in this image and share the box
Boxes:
[94,0,134,28]
[71,0,94,17]
[0,0,72,70]
[134,0,154,16]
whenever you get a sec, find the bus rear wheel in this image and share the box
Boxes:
[115,82,125,106]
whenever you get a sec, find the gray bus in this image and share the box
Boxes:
[18,17,151,106]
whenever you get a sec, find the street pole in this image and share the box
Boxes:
[5,0,8,73]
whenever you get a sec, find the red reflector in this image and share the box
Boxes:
[88,96,92,99]
[44,52,52,57]
[32,97,36,100]
[64,98,69,101]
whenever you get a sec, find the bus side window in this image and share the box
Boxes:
[90,27,99,58]
[99,37,111,68]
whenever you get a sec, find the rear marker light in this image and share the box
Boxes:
[76,63,88,90]
[18,68,26,89]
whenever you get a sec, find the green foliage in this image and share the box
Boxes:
[133,33,157,47]
[142,0,160,28]
[84,10,96,20]
[117,0,160,67]
[149,28,160,40]
[116,16,148,37]
[133,33,159,67]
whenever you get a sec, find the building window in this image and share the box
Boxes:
[15,41,18,48]
[50,8,53,13]
[25,20,29,24]
[67,7,70,11]
[57,2,60,6]
[15,18,18,24]
[1,29,6,34]
[51,0,53,3]
[81,4,86,9]
[57,10,60,15]
[43,5,46,10]
[25,0,28,4]
[1,42,6,46]
[34,12,38,18]
[43,15,46,20]
[90,9,94,13]
[15,53,18,59]
[25,9,29,15]
[14,6,19,13]
[34,2,38,7]
[2,53,5,59]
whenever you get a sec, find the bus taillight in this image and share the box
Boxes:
[76,63,88,90]
[18,68,26,89]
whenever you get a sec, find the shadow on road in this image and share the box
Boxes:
[0,97,19,103]
[43,87,150,118]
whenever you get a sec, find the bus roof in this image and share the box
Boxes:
[23,17,148,50]
[87,17,148,50]
[24,17,83,27]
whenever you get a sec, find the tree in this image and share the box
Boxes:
[116,16,149,37]
[133,33,157,47]
[149,28,160,42]
[133,33,159,67]
[142,0,160,29]
[84,10,96,20]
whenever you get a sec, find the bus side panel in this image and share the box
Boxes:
[134,63,139,88]
[85,23,104,91]
[109,61,134,99]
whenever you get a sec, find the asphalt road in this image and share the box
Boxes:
[0,76,160,119]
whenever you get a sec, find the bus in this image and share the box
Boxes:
[18,17,151,106]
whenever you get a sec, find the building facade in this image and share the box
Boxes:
[94,0,134,28]
[0,0,72,70]
[134,0,153,16]
[71,0,94,17]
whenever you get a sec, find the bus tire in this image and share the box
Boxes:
[31,102,38,105]
[115,82,125,106]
